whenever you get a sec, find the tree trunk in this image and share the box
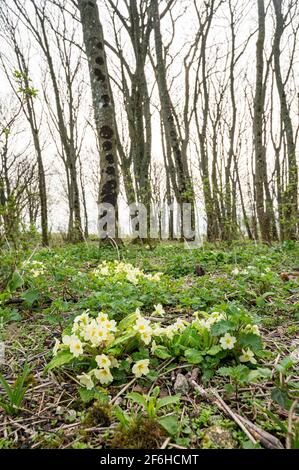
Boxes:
[78,0,120,238]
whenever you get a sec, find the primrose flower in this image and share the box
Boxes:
[132,359,150,378]
[164,325,176,339]
[62,335,72,346]
[148,273,162,281]
[153,304,165,316]
[104,319,117,333]
[173,319,187,332]
[95,354,111,369]
[97,312,109,323]
[53,338,61,356]
[69,335,84,357]
[93,368,113,385]
[141,331,152,345]
[244,324,260,336]
[126,272,139,284]
[74,312,90,326]
[151,340,158,354]
[239,348,257,364]
[99,266,109,276]
[220,333,237,350]
[77,372,94,390]
[210,312,224,322]
[152,325,165,336]
[133,317,152,335]
[110,357,120,368]
[84,321,108,346]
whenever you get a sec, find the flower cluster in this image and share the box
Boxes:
[191,310,261,364]
[50,304,263,389]
[52,310,155,389]
[22,260,45,278]
[232,265,271,276]
[194,311,225,330]
[94,260,162,285]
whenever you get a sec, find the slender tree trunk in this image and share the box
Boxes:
[78,0,119,238]
[254,0,271,243]
[272,0,298,239]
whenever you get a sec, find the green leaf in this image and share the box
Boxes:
[106,331,136,350]
[239,333,262,351]
[154,346,172,359]
[7,271,24,293]
[184,348,203,364]
[247,368,272,383]
[79,388,95,404]
[158,415,179,436]
[206,345,222,356]
[210,320,234,337]
[45,351,74,372]
[0,373,13,401]
[117,313,139,331]
[157,395,180,410]
[126,392,147,408]
[275,356,294,374]
[271,387,293,410]
[22,289,40,306]
[114,405,130,428]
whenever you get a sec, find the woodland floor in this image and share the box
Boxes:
[0,240,298,449]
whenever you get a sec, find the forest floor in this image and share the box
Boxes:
[0,240,298,449]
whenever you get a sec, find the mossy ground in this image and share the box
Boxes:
[0,240,298,449]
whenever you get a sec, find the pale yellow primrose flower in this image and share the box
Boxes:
[141,331,152,345]
[220,333,237,350]
[133,317,152,335]
[77,372,94,390]
[104,319,117,332]
[93,368,113,385]
[62,335,72,346]
[83,321,108,346]
[74,312,90,326]
[53,338,61,356]
[244,324,260,336]
[153,304,165,316]
[69,335,84,357]
[95,354,111,368]
[151,340,158,354]
[97,312,109,323]
[110,357,120,368]
[132,359,150,378]
[239,348,257,364]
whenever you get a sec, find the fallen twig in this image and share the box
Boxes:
[190,380,284,449]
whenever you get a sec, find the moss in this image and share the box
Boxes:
[83,401,112,428]
[110,417,166,449]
